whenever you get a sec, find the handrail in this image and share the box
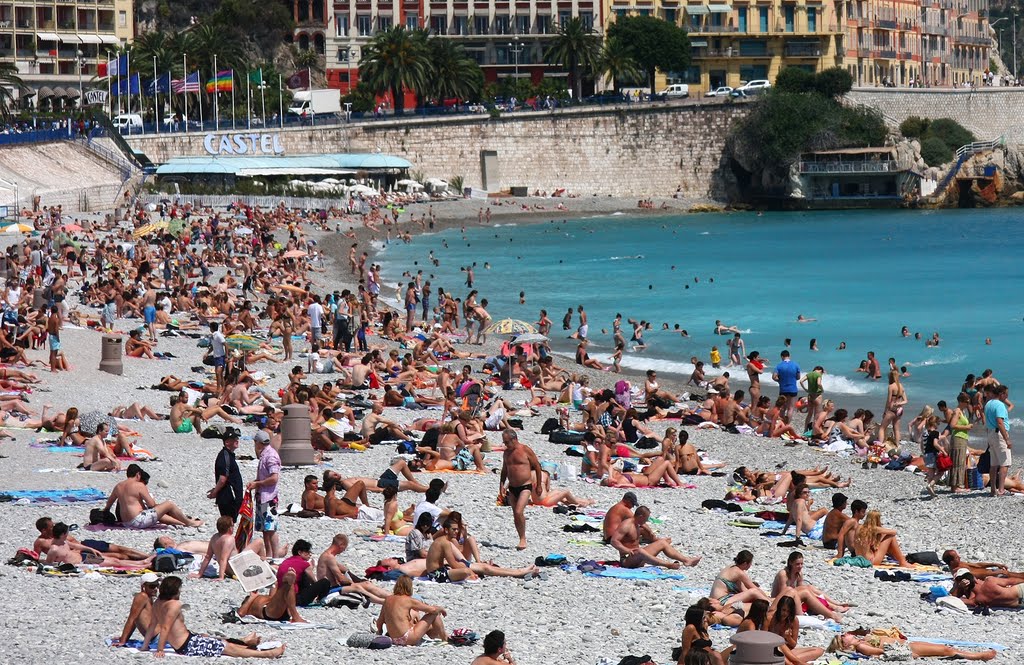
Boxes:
[955,135,1004,159]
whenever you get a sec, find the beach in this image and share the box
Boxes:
[0,199,1019,665]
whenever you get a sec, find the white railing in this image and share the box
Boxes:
[955,135,1004,159]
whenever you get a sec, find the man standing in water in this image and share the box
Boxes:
[865,351,881,380]
[499,429,543,551]
[773,350,801,424]
[984,384,1012,496]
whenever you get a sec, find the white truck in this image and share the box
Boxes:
[287,89,342,117]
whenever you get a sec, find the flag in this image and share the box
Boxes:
[248,68,264,86]
[111,74,141,96]
[106,55,127,77]
[205,69,233,93]
[172,71,201,94]
[146,72,172,97]
[286,69,310,90]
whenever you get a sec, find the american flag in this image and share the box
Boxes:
[172,71,201,94]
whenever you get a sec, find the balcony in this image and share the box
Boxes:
[693,47,775,58]
[784,43,822,57]
[877,19,897,29]
[691,24,738,33]
[902,50,913,58]
[879,48,897,58]
[921,22,947,34]
[800,160,895,174]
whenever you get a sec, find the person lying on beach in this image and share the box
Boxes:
[770,551,847,622]
[110,402,164,421]
[33,516,148,561]
[611,506,700,570]
[104,464,203,529]
[376,575,448,646]
[45,522,154,569]
[323,477,369,519]
[853,510,909,567]
[169,392,242,434]
[942,549,1024,581]
[523,470,595,508]
[602,459,686,488]
[424,516,540,582]
[827,630,995,661]
[952,570,1024,608]
[111,573,159,646]
[146,576,285,658]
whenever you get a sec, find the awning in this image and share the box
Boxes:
[51,86,67,97]
[99,34,120,44]
[78,34,103,44]
[686,4,710,14]
[37,86,55,98]
[708,4,732,11]
[236,167,357,177]
[64,87,80,98]
[60,34,83,43]
[35,32,60,41]
[690,38,709,46]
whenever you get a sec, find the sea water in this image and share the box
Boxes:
[378,208,1023,415]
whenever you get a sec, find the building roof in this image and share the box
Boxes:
[804,147,896,156]
[156,154,412,177]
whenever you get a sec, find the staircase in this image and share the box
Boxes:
[929,135,1005,200]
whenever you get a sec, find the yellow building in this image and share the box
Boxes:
[0,0,135,108]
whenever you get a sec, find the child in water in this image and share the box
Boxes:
[710,346,721,369]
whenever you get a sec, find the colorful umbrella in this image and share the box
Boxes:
[132,220,170,238]
[3,223,33,233]
[224,334,261,351]
[484,318,537,335]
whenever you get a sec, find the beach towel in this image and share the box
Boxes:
[0,488,107,503]
[233,613,335,630]
[905,637,1006,651]
[84,522,169,532]
[583,566,686,581]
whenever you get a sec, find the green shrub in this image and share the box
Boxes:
[927,118,976,151]
[775,67,817,94]
[814,67,853,98]
[899,116,930,138]
[920,136,953,166]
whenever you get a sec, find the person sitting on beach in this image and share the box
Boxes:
[853,510,909,566]
[472,630,517,665]
[300,474,325,513]
[146,576,285,658]
[405,513,434,561]
[678,604,731,665]
[376,575,448,646]
[782,484,827,537]
[111,573,160,646]
[527,469,595,508]
[190,516,265,581]
[574,339,604,370]
[942,549,1024,581]
[104,463,203,529]
[238,568,305,623]
[323,476,368,519]
[771,551,847,621]
[81,421,120,472]
[644,370,678,408]
[767,595,824,665]
[602,491,639,543]
[169,392,241,434]
[45,522,154,569]
[424,516,540,582]
[827,630,995,661]
[33,516,148,561]
[710,550,771,612]
[361,402,416,445]
[820,493,849,550]
[125,329,156,359]
[610,505,700,569]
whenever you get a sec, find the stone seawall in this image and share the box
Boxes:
[847,87,1024,144]
[125,102,751,199]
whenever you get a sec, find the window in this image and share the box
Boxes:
[784,6,794,32]
[118,10,126,27]
[336,47,350,62]
[406,15,418,30]
[580,11,594,31]
[494,46,509,64]
[454,15,468,35]
[738,39,768,55]
[516,15,530,34]
[663,8,676,23]
[738,8,746,32]
[357,14,372,35]
[807,7,816,31]
[474,15,489,34]
[378,15,392,32]
[758,7,768,32]
[431,15,447,33]
[466,49,484,64]
[711,12,722,27]
[558,10,571,26]
[536,14,550,33]
[637,9,650,15]
[740,64,768,80]
[335,14,349,36]
[495,15,510,34]
[617,9,629,18]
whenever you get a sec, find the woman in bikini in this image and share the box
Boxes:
[811,400,835,441]
[601,458,685,488]
[678,604,730,665]
[854,510,909,566]
[709,550,770,613]
[767,595,824,665]
[878,369,908,445]
[827,631,995,661]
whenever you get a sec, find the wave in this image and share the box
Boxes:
[608,255,645,260]
[905,354,965,368]
[699,231,710,235]
[1010,418,1024,429]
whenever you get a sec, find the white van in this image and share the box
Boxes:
[660,84,690,99]
[112,113,143,131]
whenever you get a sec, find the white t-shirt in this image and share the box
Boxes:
[308,302,324,330]
[411,500,443,529]
[211,331,226,357]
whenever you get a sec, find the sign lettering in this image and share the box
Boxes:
[203,133,284,156]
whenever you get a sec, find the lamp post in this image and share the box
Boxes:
[76,49,84,107]
[508,35,522,81]
[1014,5,1019,82]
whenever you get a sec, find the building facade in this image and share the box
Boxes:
[0,0,134,107]
[289,0,329,55]
[325,0,603,93]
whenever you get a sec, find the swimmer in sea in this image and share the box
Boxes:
[714,320,740,335]
[796,314,816,323]
[901,326,910,337]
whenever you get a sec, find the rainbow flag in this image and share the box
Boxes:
[205,69,233,93]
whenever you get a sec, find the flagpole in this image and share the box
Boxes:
[278,74,283,129]
[260,71,266,128]
[246,72,251,130]
[231,69,236,130]
[115,55,120,117]
[106,54,112,120]
[213,54,219,132]
[183,53,189,134]
[125,48,131,133]
[153,55,159,135]
[308,67,314,128]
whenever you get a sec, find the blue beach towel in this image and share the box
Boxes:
[584,566,686,581]
[1,488,107,503]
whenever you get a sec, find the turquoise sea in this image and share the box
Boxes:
[378,208,1024,418]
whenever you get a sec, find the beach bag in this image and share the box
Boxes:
[936,451,953,471]
[540,417,560,434]
[907,551,942,566]
[396,440,416,455]
[89,508,118,526]
[548,429,584,444]
[154,548,194,572]
[634,436,659,449]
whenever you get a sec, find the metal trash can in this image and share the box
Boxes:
[99,335,123,375]
[729,631,785,665]
[279,403,315,466]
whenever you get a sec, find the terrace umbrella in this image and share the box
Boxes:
[3,223,33,233]
[224,334,261,351]
[484,318,536,335]
[60,223,83,232]
[282,249,307,259]
[511,333,548,345]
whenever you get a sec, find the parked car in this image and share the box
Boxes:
[706,86,734,97]
[112,113,143,131]
[736,79,771,94]
[660,83,690,99]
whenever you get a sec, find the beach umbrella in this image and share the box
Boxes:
[3,223,32,233]
[224,334,261,351]
[484,318,537,335]
[511,332,548,345]
[282,249,307,259]
[132,221,169,238]
[60,223,83,232]
[78,411,119,438]
[166,219,187,237]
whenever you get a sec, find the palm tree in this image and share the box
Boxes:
[425,38,484,103]
[359,26,429,114]
[544,17,600,101]
[294,48,323,73]
[0,62,24,117]
[597,37,640,93]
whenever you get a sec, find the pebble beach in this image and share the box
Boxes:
[0,201,1020,665]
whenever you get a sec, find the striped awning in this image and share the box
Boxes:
[708,4,732,11]
[78,34,103,44]
[686,4,711,14]
[60,34,83,43]
[690,38,709,46]
[35,32,60,41]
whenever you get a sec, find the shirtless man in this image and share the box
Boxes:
[820,493,849,550]
[146,576,284,658]
[46,522,154,568]
[316,534,391,604]
[499,428,543,551]
[376,575,448,646]
[942,550,1024,581]
[835,499,866,558]
[104,464,203,529]
[425,517,539,582]
[361,402,414,443]
[34,516,147,561]
[473,631,517,665]
[953,572,1024,608]
[300,475,326,512]
[111,573,160,646]
[190,516,266,581]
[602,492,638,543]
[82,421,119,472]
[610,506,700,569]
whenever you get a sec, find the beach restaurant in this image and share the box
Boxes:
[155,153,413,192]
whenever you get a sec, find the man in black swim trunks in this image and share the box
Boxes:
[499,429,543,551]
[820,493,849,550]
